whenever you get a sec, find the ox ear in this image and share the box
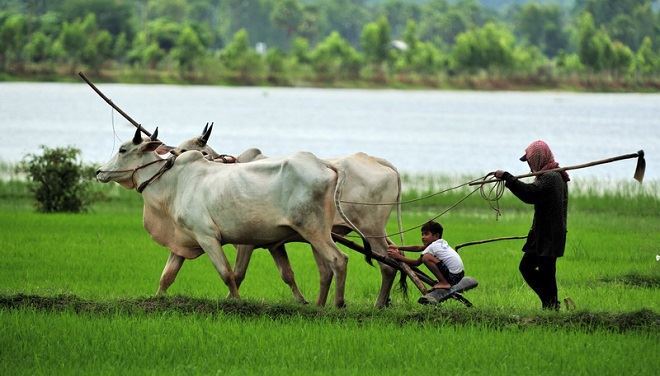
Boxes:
[200,122,213,145]
[150,127,159,141]
[132,128,142,145]
[141,140,164,153]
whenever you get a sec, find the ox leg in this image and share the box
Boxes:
[156,252,185,296]
[376,263,397,308]
[270,245,308,305]
[198,237,239,299]
[234,244,255,290]
[374,238,397,308]
[311,248,333,307]
[311,240,348,308]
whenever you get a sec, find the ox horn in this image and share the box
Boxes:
[150,127,159,141]
[201,122,214,145]
[132,128,142,144]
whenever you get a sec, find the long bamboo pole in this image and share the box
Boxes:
[78,72,155,139]
[470,150,645,185]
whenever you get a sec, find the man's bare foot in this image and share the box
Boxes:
[432,283,450,290]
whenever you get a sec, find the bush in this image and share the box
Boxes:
[18,146,94,213]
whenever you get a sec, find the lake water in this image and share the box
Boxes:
[0,82,658,182]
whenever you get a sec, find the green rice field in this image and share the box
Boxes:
[0,176,658,375]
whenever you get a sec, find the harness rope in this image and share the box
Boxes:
[338,173,507,239]
[97,156,177,193]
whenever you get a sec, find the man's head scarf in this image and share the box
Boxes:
[521,140,570,182]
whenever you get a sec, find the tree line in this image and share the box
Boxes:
[1,0,659,89]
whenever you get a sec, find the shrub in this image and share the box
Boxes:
[18,146,94,213]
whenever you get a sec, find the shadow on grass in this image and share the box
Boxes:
[1,293,658,333]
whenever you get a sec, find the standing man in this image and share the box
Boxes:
[495,140,569,310]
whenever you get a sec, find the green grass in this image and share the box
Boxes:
[1,309,657,375]
[0,178,658,374]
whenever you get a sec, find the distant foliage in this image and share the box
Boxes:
[18,146,94,213]
[0,0,658,86]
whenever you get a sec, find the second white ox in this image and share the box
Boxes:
[176,124,403,308]
[96,128,355,307]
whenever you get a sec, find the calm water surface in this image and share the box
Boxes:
[0,82,657,181]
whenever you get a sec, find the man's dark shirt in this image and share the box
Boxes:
[503,171,568,258]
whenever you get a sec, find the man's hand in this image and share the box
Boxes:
[494,170,506,179]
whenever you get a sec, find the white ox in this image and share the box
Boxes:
[96,128,355,307]
[175,124,403,308]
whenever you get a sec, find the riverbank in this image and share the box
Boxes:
[4,66,660,93]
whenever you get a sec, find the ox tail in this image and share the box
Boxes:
[327,161,374,265]
[373,157,407,294]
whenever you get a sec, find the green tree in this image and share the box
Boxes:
[451,22,516,72]
[581,0,655,50]
[81,29,114,72]
[271,0,303,38]
[576,12,632,73]
[57,14,91,72]
[310,31,362,82]
[219,28,265,84]
[0,13,27,69]
[360,16,391,66]
[395,20,444,75]
[24,31,51,63]
[222,0,286,51]
[171,25,205,73]
[291,37,311,65]
[298,5,321,43]
[383,0,421,38]
[127,31,164,69]
[113,32,129,61]
[419,0,486,47]
[556,51,585,73]
[577,12,601,70]
[57,0,133,38]
[146,0,187,23]
[142,42,165,69]
[265,48,287,84]
[513,3,567,57]
[604,41,634,73]
[147,18,183,52]
[635,36,658,74]
[318,0,369,46]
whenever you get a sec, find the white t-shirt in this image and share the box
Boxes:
[422,239,464,274]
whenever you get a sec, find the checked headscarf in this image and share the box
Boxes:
[523,140,570,182]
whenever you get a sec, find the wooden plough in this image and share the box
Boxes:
[330,234,511,307]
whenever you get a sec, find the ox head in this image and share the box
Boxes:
[96,127,163,188]
[174,122,220,159]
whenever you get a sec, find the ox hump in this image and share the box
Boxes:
[176,150,207,164]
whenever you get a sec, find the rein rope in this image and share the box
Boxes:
[339,173,507,239]
[137,155,177,193]
[97,156,177,193]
